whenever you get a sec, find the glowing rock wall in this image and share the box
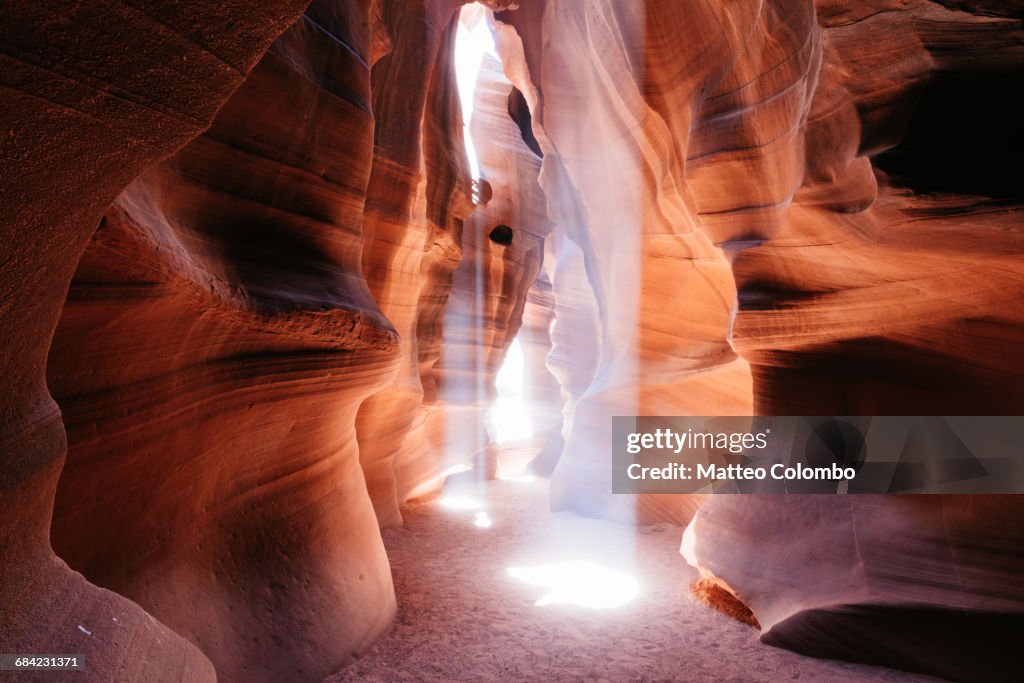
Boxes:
[2,1,1021,681]
[495,1,1023,678]
[0,1,310,680]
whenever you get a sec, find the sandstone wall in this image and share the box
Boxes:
[0,1,311,680]
[3,2,1021,681]
[495,1,1024,678]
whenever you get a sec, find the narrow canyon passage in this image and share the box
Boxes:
[3,1,1023,681]
[328,478,936,683]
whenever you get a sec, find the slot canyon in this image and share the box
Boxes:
[1,1,1022,681]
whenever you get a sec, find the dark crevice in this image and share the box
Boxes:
[507,87,543,158]
[873,70,1023,198]
[488,224,514,246]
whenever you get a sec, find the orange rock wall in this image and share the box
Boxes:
[354,0,472,527]
[430,50,556,477]
[496,1,1023,677]
[3,1,1022,681]
[48,3,402,680]
[0,1,311,681]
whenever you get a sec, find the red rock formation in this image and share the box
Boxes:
[1,1,308,680]
[496,0,1024,677]
[729,1,1024,416]
[684,495,1024,681]
[494,2,754,523]
[7,2,501,678]
[43,0,535,678]
[429,43,555,481]
[46,3,406,679]
[4,1,1022,681]
[684,3,1024,679]
[354,0,473,527]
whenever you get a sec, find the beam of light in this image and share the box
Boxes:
[487,337,533,444]
[441,2,505,489]
[454,3,497,181]
[474,511,493,528]
[506,560,640,609]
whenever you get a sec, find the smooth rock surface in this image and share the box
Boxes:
[3,1,1021,681]
[495,1,1023,678]
[1,1,308,680]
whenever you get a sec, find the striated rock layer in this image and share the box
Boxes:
[430,41,557,480]
[1,1,309,681]
[3,0,1022,681]
[47,3,400,680]
[687,2,1024,678]
[495,1,757,524]
[40,0,497,680]
[684,495,1024,682]
[730,1,1024,416]
[8,2,532,679]
[496,0,1024,678]
[354,0,474,527]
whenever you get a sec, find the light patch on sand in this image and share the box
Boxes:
[506,560,640,609]
[438,495,485,511]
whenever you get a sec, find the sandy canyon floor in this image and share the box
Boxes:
[327,477,942,682]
